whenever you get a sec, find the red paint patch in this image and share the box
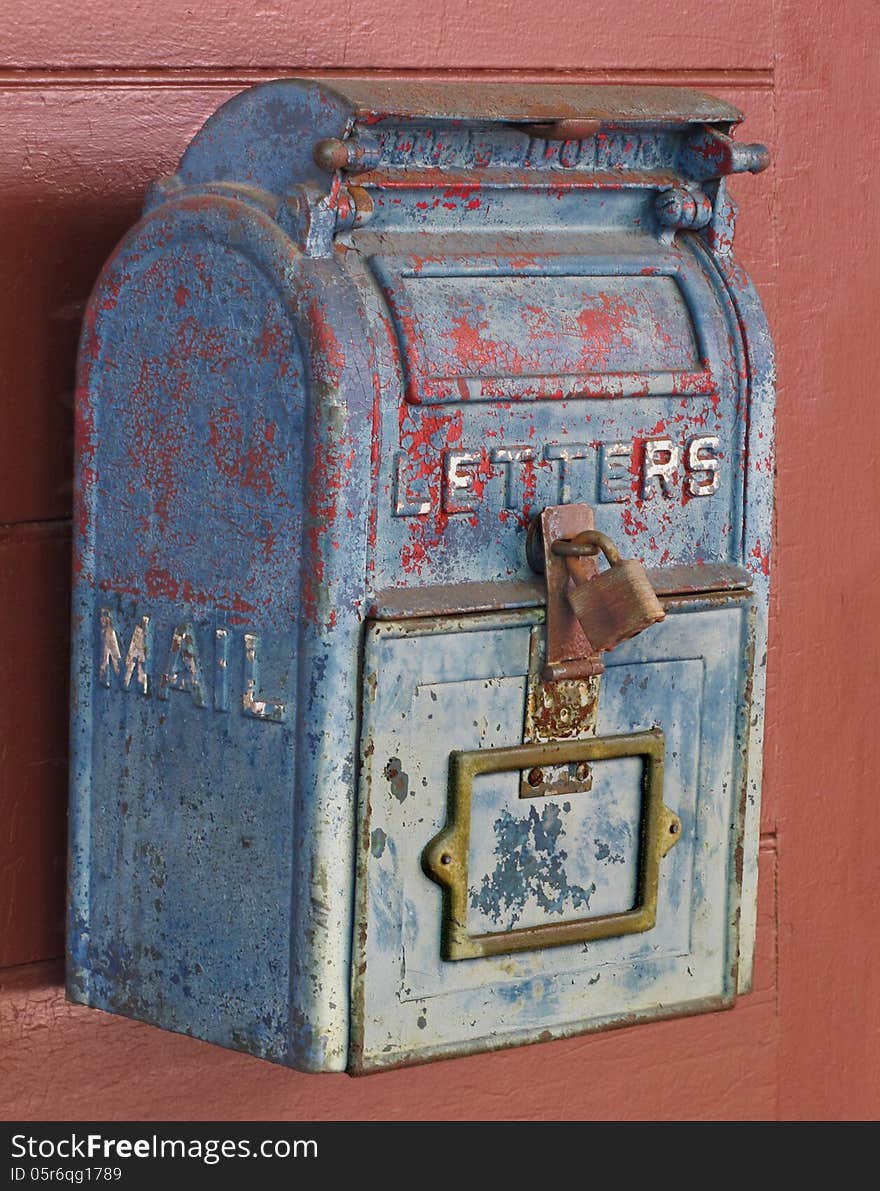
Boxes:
[307,299,346,389]
[750,538,771,576]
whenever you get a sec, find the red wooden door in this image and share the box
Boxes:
[1,0,877,1119]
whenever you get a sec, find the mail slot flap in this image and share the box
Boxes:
[375,260,707,406]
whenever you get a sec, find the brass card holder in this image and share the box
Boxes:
[422,729,681,961]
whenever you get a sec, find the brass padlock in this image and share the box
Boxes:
[552,530,665,653]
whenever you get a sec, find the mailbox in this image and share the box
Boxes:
[68,79,775,1073]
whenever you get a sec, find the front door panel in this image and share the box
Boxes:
[351,599,751,1071]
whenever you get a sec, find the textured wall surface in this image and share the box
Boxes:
[1,0,878,1120]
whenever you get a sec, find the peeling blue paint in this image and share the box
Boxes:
[370,828,387,859]
[384,758,410,803]
[470,804,596,928]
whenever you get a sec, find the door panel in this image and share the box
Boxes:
[352,599,751,1071]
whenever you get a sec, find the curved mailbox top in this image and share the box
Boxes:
[174,77,766,197]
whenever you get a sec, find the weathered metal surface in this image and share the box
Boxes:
[352,598,752,1069]
[68,77,775,1074]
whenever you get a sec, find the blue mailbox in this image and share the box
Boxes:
[68,79,774,1072]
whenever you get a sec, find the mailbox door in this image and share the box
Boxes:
[351,595,752,1071]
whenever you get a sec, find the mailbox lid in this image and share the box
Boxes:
[307,78,743,126]
[166,74,773,602]
[177,78,743,187]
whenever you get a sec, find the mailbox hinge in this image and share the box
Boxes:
[278,176,374,257]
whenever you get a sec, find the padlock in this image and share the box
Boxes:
[552,530,665,653]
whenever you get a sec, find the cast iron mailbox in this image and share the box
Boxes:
[68,79,774,1072]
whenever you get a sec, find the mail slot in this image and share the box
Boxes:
[68,79,775,1073]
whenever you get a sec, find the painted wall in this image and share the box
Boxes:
[1,0,878,1120]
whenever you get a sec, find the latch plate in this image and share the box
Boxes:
[520,624,600,798]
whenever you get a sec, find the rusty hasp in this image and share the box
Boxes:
[68,78,775,1074]
[527,503,603,680]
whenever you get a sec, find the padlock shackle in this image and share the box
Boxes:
[551,529,622,568]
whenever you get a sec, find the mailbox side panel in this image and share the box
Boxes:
[708,241,776,990]
[69,197,310,1063]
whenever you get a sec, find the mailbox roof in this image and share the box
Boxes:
[311,79,742,125]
